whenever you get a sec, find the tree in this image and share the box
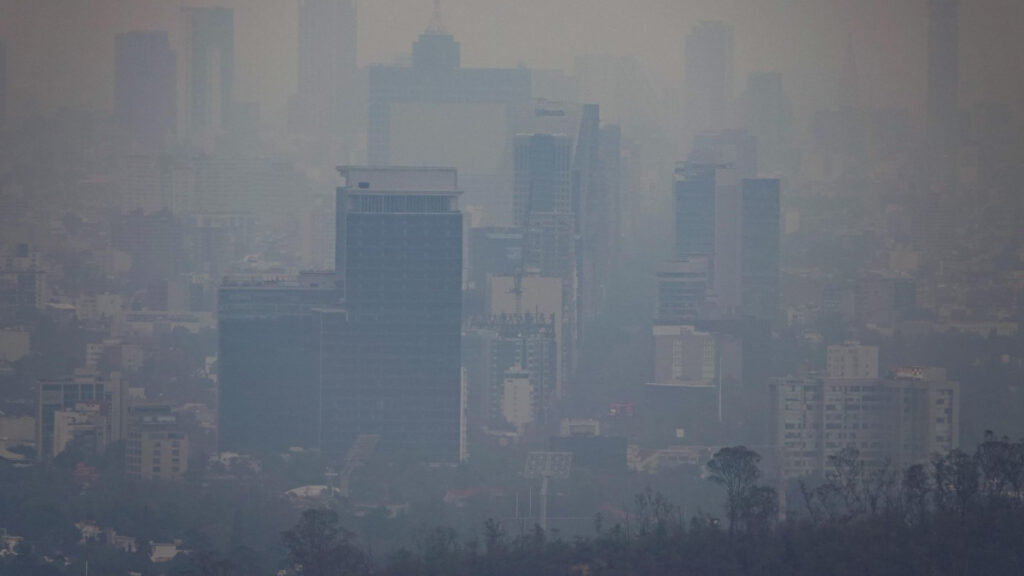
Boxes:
[706,446,771,535]
[283,508,367,576]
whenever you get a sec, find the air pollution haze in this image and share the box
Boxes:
[0,0,1023,574]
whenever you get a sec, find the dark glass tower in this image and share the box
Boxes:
[323,167,463,463]
[115,31,177,147]
[217,274,338,454]
[740,178,781,324]
[188,7,234,132]
[673,163,717,261]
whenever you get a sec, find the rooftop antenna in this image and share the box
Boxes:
[427,0,447,34]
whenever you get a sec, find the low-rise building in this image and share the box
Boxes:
[125,404,189,481]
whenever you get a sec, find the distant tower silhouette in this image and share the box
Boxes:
[428,0,446,34]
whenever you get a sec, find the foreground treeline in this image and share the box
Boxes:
[247,434,1024,576]
[5,434,1024,575]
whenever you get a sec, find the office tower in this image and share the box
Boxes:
[684,21,733,139]
[125,404,189,481]
[651,325,717,387]
[367,17,529,219]
[293,0,357,137]
[655,258,709,324]
[582,122,622,321]
[35,371,127,461]
[740,71,794,176]
[187,7,234,133]
[515,133,575,277]
[466,227,524,316]
[115,31,177,148]
[927,0,959,151]
[740,178,780,323]
[826,340,879,380]
[466,314,558,436]
[771,367,959,479]
[323,167,463,463]
[673,163,717,261]
[0,41,6,126]
[0,245,47,323]
[217,273,338,454]
[513,101,602,391]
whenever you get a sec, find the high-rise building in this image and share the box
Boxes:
[187,7,234,134]
[323,167,463,463]
[655,258,709,324]
[740,178,780,324]
[927,0,959,151]
[673,163,717,261]
[35,371,128,462]
[651,325,717,387]
[514,133,575,278]
[367,17,530,219]
[740,72,795,177]
[771,367,959,479]
[684,21,733,140]
[0,41,6,126]
[466,314,558,436]
[826,340,879,380]
[292,0,358,137]
[511,101,604,392]
[115,31,177,148]
[466,226,524,316]
[582,122,622,322]
[217,273,339,454]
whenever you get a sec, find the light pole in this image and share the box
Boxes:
[524,451,572,532]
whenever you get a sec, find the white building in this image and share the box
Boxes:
[826,340,879,379]
[771,367,959,479]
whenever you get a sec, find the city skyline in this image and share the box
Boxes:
[0,0,1022,131]
[1,1,1024,573]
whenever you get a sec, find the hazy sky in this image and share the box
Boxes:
[0,0,1021,129]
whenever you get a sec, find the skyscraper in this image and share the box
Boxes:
[684,21,733,139]
[293,0,358,137]
[187,7,234,133]
[367,18,529,219]
[115,31,177,148]
[927,0,959,150]
[0,41,6,126]
[740,178,780,324]
[673,163,716,262]
[514,133,575,278]
[655,258,709,325]
[323,167,464,463]
[740,72,795,177]
[217,273,338,454]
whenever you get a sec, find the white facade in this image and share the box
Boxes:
[826,340,879,379]
[501,370,534,433]
[772,369,959,479]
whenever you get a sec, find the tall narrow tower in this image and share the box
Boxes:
[187,7,234,134]
[684,21,733,140]
[927,0,959,149]
[294,0,357,136]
